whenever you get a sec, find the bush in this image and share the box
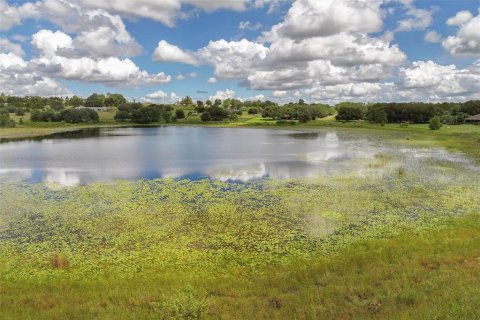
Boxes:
[14,108,25,116]
[132,106,162,124]
[248,107,259,115]
[229,113,239,121]
[175,109,185,119]
[201,112,211,122]
[429,116,442,130]
[0,113,15,128]
[118,102,142,113]
[31,110,57,122]
[114,110,131,122]
[60,108,99,123]
[208,106,229,121]
[30,109,99,123]
[298,113,311,123]
[162,111,172,123]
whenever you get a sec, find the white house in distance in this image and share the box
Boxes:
[77,105,108,112]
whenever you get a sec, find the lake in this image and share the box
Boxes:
[0,126,476,185]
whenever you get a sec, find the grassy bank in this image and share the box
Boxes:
[1,171,479,319]
[2,216,479,319]
[0,111,119,140]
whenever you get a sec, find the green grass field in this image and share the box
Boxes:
[2,215,480,319]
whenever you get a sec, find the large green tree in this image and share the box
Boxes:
[85,93,105,109]
[335,105,366,121]
[69,96,84,108]
[104,94,126,108]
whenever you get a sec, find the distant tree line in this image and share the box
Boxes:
[0,93,127,116]
[261,104,335,123]
[2,92,480,127]
[335,101,480,125]
[31,109,99,123]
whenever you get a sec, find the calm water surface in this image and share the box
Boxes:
[0,126,476,185]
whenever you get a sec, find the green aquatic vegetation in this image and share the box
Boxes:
[0,171,479,318]
[1,171,478,282]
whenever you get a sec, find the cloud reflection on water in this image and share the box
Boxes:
[0,127,477,185]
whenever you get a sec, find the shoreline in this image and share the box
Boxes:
[1,120,479,161]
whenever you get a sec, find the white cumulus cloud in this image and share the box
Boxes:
[443,10,480,56]
[424,31,441,43]
[153,40,198,65]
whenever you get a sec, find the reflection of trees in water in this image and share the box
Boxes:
[0,128,102,144]
[286,132,321,140]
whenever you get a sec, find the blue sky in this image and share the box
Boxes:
[1,0,480,104]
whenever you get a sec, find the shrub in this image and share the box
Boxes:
[298,113,311,123]
[429,116,442,130]
[201,112,211,122]
[31,110,57,122]
[114,110,131,122]
[131,106,162,124]
[228,113,239,121]
[0,113,15,128]
[162,111,172,123]
[60,108,99,123]
[118,102,142,113]
[176,109,185,119]
[208,106,229,121]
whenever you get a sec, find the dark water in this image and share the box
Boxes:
[0,126,475,185]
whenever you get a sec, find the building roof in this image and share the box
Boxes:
[466,114,480,121]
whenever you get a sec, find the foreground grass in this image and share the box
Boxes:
[1,215,480,319]
[1,172,479,319]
